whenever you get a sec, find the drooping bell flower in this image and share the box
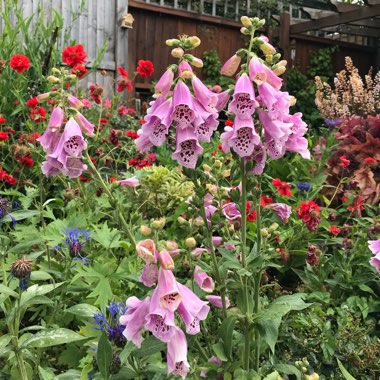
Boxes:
[171,81,196,129]
[176,282,210,335]
[37,127,61,154]
[158,249,175,270]
[222,202,241,221]
[177,61,193,78]
[258,109,291,142]
[215,90,231,112]
[74,112,95,137]
[48,106,64,131]
[285,133,310,159]
[118,177,140,188]
[61,156,87,178]
[172,127,203,169]
[191,76,218,113]
[145,287,176,342]
[136,239,157,264]
[221,54,241,76]
[167,327,190,379]
[194,266,215,293]
[157,268,182,311]
[257,82,291,120]
[41,157,63,177]
[206,295,231,309]
[139,263,159,287]
[67,94,84,109]
[119,296,150,348]
[268,203,292,223]
[369,239,380,273]
[228,73,258,119]
[135,131,153,153]
[193,101,219,142]
[154,68,174,98]
[247,143,266,175]
[249,56,282,90]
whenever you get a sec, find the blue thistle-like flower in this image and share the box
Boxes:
[296,182,311,192]
[325,118,340,127]
[0,197,16,227]
[63,228,91,264]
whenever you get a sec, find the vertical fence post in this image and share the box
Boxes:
[279,12,290,83]
[115,0,129,93]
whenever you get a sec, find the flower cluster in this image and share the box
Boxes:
[116,67,133,92]
[37,81,94,178]
[297,200,320,231]
[62,44,87,80]
[119,239,212,378]
[61,227,91,264]
[0,168,17,185]
[368,239,380,273]
[128,153,156,169]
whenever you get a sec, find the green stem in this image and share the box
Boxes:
[1,254,7,285]
[194,338,209,362]
[39,173,51,269]
[15,348,29,380]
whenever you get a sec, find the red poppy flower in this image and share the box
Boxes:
[0,131,9,141]
[20,156,34,168]
[27,132,40,143]
[26,97,38,108]
[71,64,88,78]
[297,200,320,231]
[329,225,340,235]
[62,44,87,67]
[272,178,292,197]
[347,195,365,215]
[0,169,17,185]
[260,195,273,206]
[117,67,129,78]
[9,54,30,73]
[117,78,133,92]
[30,107,46,123]
[339,155,350,168]
[109,177,117,183]
[136,60,154,78]
[225,119,234,127]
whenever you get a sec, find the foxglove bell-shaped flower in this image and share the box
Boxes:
[139,263,158,287]
[247,143,266,175]
[194,266,215,293]
[172,127,203,169]
[157,268,182,311]
[258,109,292,142]
[41,157,63,177]
[177,282,210,335]
[135,131,153,153]
[249,56,282,90]
[48,106,64,131]
[228,73,258,119]
[61,157,87,178]
[119,296,150,348]
[158,249,175,270]
[167,327,190,379]
[258,82,291,120]
[154,68,174,97]
[221,54,241,76]
[136,239,157,264]
[145,287,176,342]
[118,177,140,187]
[191,76,218,113]
[171,81,196,129]
[37,127,61,154]
[206,295,231,309]
[74,112,95,137]
[369,239,380,273]
[193,101,218,142]
[67,94,84,109]
[215,90,230,112]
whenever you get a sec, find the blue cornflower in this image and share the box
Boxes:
[93,301,128,347]
[0,197,16,227]
[296,182,311,192]
[325,118,340,127]
[64,228,91,264]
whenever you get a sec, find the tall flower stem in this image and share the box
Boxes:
[85,152,136,246]
[240,158,251,371]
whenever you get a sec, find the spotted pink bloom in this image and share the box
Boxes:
[136,239,157,264]
[193,101,219,142]
[154,68,174,97]
[171,81,196,129]
[249,56,282,90]
[192,76,218,113]
[167,327,190,379]
[48,106,64,131]
[157,268,182,312]
[119,296,150,348]
[228,73,258,119]
[172,127,203,169]
[246,143,266,175]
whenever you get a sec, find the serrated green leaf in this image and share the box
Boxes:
[92,222,121,249]
[337,358,356,380]
[65,303,100,318]
[87,277,113,308]
[97,331,112,380]
[21,328,86,348]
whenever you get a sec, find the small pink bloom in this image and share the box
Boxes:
[191,248,208,257]
[194,266,215,293]
[221,54,241,77]
[172,127,203,169]
[67,94,84,109]
[158,249,175,270]
[48,106,64,132]
[139,263,158,287]
[118,177,140,188]
[167,327,190,379]
[268,203,292,224]
[154,68,174,97]
[171,81,196,129]
[157,268,182,311]
[206,295,231,309]
[224,243,235,251]
[136,239,157,264]
[212,236,222,247]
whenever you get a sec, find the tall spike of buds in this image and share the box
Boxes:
[188,36,201,48]
[221,54,241,77]
[241,16,252,28]
[166,38,181,47]
[171,48,184,59]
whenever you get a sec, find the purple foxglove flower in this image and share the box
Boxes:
[118,177,140,187]
[200,356,223,378]
[68,94,84,109]
[74,112,95,137]
[136,239,157,264]
[193,101,219,142]
[204,193,214,207]
[48,106,64,132]
[221,54,241,77]
[228,73,258,119]
[222,202,240,221]
[205,205,217,222]
[172,127,203,169]
[284,112,308,135]
[191,248,208,257]
[194,265,215,293]
[177,282,210,335]
[154,69,174,97]
[249,56,282,90]
[157,268,182,311]
[145,287,176,342]
[228,116,260,157]
[139,263,158,287]
[246,143,266,175]
[369,240,380,273]
[215,90,230,112]
[285,134,310,159]
[147,95,167,115]
[191,76,218,113]
[268,203,292,223]
[135,131,153,153]
[171,81,196,129]
[178,61,193,76]
[167,327,190,379]
[258,109,292,141]
[212,236,222,247]
[119,296,150,348]
[206,295,231,309]
[220,126,234,154]
[258,82,290,120]
[142,98,172,146]
[224,243,235,251]
[265,137,286,160]
[41,157,63,177]
[61,157,87,178]
[37,128,61,154]
[158,249,175,270]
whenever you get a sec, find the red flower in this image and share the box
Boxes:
[126,130,139,139]
[342,195,348,203]
[117,67,129,78]
[329,225,340,235]
[138,118,145,125]
[26,97,38,108]
[71,64,88,78]
[347,195,365,215]
[297,200,320,231]
[225,119,234,127]
[9,54,30,73]
[109,177,117,183]
[117,78,133,92]
[339,155,350,168]
[79,173,92,183]
[30,107,46,123]
[364,157,376,165]
[277,248,289,263]
[148,153,156,162]
[27,132,40,143]
[0,169,17,185]
[99,118,108,125]
[306,244,319,266]
[272,178,292,197]
[62,44,87,67]
[0,118,6,124]
[246,201,257,222]
[218,144,223,151]
[89,84,103,104]
[136,60,154,78]
[260,195,273,206]
[20,156,34,168]
[0,131,9,141]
